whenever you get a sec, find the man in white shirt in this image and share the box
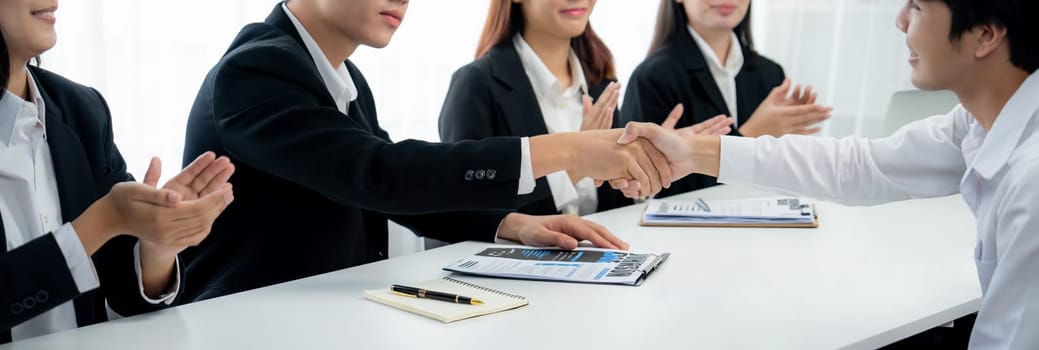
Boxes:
[616,0,1039,348]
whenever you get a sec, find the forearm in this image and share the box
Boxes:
[529,133,579,179]
[0,234,87,330]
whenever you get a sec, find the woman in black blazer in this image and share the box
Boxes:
[440,0,633,216]
[622,0,832,197]
[0,4,233,343]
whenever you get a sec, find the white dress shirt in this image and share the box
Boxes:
[718,71,1039,349]
[281,5,535,195]
[0,72,179,341]
[513,34,598,215]
[688,26,744,127]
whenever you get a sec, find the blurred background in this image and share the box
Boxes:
[42,0,917,253]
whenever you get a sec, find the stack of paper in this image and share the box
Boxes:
[641,197,818,227]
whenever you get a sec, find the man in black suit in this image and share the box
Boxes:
[181,0,671,301]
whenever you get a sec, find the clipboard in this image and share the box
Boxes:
[639,198,820,228]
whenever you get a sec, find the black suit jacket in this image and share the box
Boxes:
[181,5,526,301]
[1,67,168,343]
[438,43,631,215]
[621,30,785,197]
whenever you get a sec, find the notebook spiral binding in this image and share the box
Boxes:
[442,277,527,300]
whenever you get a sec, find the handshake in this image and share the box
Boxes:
[540,79,830,199]
[529,104,729,200]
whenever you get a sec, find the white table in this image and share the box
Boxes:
[2,185,982,350]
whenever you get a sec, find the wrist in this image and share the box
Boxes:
[737,123,759,138]
[139,240,181,262]
[690,135,722,177]
[71,196,120,255]
[137,242,178,298]
[530,133,580,179]
[496,212,524,242]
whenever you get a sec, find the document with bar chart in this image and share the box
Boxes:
[443,246,670,286]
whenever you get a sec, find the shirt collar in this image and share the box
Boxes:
[687,26,744,75]
[970,71,1039,179]
[281,3,358,110]
[512,33,588,100]
[0,70,46,146]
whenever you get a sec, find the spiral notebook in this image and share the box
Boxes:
[364,277,528,323]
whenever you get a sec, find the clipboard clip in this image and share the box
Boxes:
[634,253,671,286]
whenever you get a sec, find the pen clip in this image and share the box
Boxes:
[392,291,417,298]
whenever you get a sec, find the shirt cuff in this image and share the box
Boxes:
[53,223,101,294]
[517,137,536,195]
[546,171,581,214]
[717,135,757,185]
[133,242,181,305]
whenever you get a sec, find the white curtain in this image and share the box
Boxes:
[753,0,916,137]
[41,1,914,255]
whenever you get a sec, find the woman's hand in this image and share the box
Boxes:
[580,82,621,131]
[738,79,833,137]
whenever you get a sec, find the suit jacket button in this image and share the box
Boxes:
[10,303,23,315]
[464,170,475,181]
[486,169,496,180]
[23,297,36,309]
[36,290,49,303]
[475,169,486,180]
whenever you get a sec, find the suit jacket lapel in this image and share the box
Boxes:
[488,44,550,137]
[38,87,95,224]
[264,4,340,112]
[674,30,731,117]
[31,68,104,329]
[734,64,758,123]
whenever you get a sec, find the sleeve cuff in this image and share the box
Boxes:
[53,223,101,294]
[717,135,757,185]
[133,242,181,305]
[517,137,536,195]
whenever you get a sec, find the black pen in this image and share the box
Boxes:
[391,285,484,305]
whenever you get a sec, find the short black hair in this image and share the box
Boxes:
[935,0,1038,73]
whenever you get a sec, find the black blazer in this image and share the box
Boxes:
[621,29,785,197]
[439,43,631,215]
[1,67,169,343]
[181,5,528,301]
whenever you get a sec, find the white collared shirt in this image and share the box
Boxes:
[280,5,535,195]
[0,72,179,341]
[688,27,744,126]
[718,72,1039,349]
[514,34,598,215]
[281,3,357,114]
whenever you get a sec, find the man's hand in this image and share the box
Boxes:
[610,120,723,199]
[496,213,629,250]
[568,129,673,198]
